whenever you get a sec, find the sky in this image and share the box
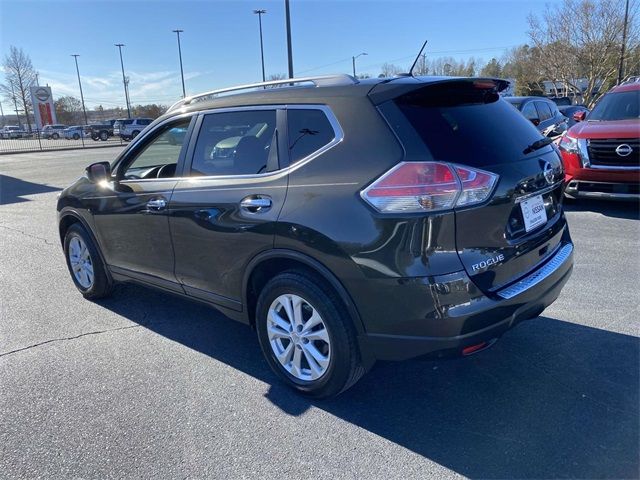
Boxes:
[0,0,560,109]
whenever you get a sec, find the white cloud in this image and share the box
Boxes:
[38,68,203,108]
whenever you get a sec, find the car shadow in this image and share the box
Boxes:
[97,283,639,479]
[564,198,639,220]
[0,174,62,205]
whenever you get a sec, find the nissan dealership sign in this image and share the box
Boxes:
[30,86,57,129]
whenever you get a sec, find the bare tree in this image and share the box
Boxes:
[55,96,83,125]
[264,73,288,88]
[0,46,37,131]
[502,45,545,96]
[527,0,638,106]
[378,63,403,78]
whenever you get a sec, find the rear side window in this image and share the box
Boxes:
[536,102,553,121]
[287,109,335,163]
[391,82,543,166]
[191,110,277,176]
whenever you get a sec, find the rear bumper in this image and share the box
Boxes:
[359,241,574,361]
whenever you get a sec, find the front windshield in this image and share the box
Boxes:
[589,90,639,121]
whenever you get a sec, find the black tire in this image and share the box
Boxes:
[52,133,59,140]
[99,131,109,141]
[63,223,113,300]
[255,270,366,398]
[131,130,140,139]
[73,133,80,140]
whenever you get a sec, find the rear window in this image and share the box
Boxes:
[392,82,544,166]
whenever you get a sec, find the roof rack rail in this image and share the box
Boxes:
[167,74,359,112]
[622,75,640,84]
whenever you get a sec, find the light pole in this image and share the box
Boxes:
[253,9,267,84]
[115,43,131,118]
[352,52,367,78]
[284,0,294,78]
[71,55,88,125]
[618,0,630,84]
[172,29,186,97]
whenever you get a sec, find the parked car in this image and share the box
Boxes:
[89,120,116,141]
[63,126,89,140]
[559,105,590,129]
[57,74,574,398]
[505,96,568,137]
[41,124,67,139]
[114,118,153,141]
[0,125,26,139]
[167,126,189,145]
[559,79,639,200]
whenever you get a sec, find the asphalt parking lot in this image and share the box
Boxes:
[1,147,638,479]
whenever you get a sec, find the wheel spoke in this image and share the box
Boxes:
[303,326,329,344]
[302,311,323,333]
[301,347,323,379]
[303,342,329,369]
[292,295,304,329]
[269,310,291,333]
[281,295,295,325]
[268,325,290,340]
[291,347,303,377]
[276,342,294,365]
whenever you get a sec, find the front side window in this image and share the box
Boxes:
[287,109,335,163]
[121,118,191,179]
[191,110,277,176]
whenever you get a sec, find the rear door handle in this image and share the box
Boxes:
[240,196,272,213]
[146,198,167,211]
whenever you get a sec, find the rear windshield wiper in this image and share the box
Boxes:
[523,137,553,155]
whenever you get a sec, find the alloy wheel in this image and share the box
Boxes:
[68,236,94,289]
[267,294,331,381]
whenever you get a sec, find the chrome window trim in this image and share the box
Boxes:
[497,243,573,300]
[124,104,344,184]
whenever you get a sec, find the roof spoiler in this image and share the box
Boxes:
[367,77,511,105]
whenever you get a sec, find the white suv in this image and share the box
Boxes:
[114,118,152,141]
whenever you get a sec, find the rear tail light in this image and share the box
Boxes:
[361,161,498,213]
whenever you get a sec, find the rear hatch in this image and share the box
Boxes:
[375,79,567,294]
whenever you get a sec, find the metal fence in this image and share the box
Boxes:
[0,130,128,154]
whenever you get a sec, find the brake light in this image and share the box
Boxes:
[361,162,498,213]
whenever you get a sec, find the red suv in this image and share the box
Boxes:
[559,79,639,200]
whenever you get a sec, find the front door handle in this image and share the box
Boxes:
[146,198,167,211]
[240,196,272,213]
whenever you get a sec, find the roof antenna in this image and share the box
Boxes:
[408,40,428,77]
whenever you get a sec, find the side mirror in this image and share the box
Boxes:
[86,161,111,183]
[531,118,541,126]
[573,110,587,122]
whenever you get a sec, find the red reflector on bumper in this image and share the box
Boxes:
[462,342,487,355]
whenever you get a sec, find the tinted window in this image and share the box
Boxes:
[122,118,191,179]
[139,119,151,126]
[287,109,335,163]
[521,102,538,120]
[393,84,543,166]
[191,110,276,176]
[536,102,553,121]
[589,90,640,120]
